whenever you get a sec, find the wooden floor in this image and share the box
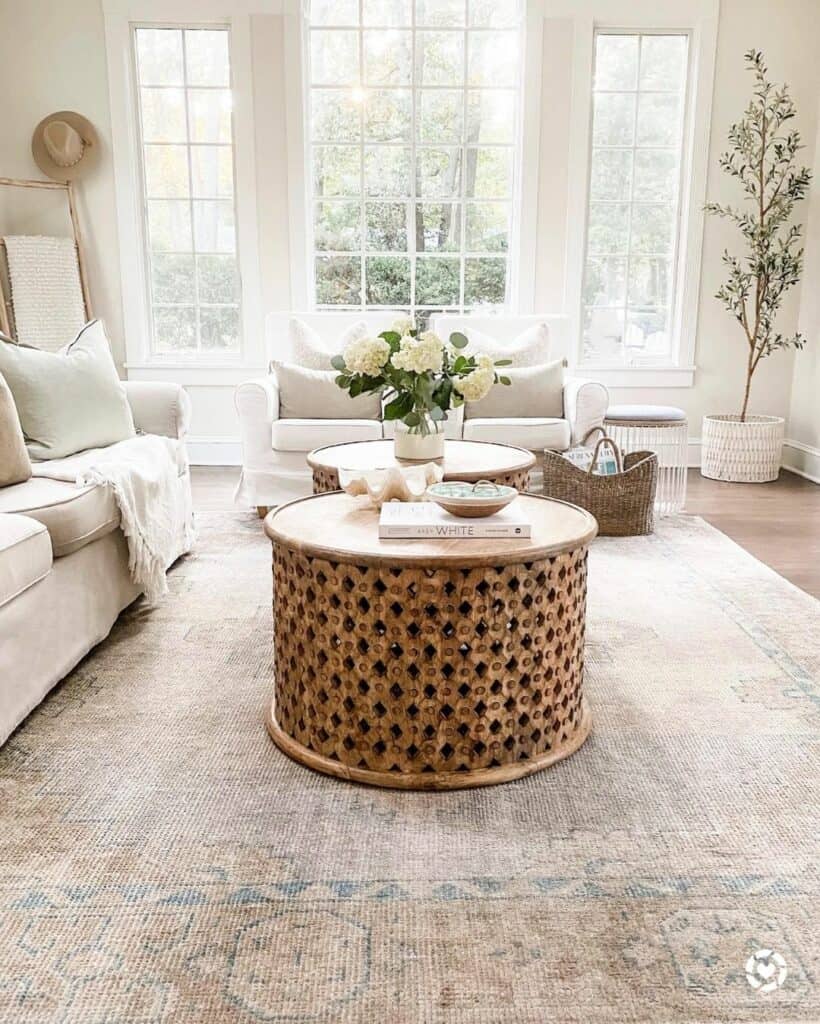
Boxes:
[191,466,820,599]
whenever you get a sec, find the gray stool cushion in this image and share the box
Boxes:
[605,404,686,423]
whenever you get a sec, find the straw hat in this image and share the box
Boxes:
[32,111,98,181]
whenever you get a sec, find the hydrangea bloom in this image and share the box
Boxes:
[392,332,444,374]
[391,317,415,337]
[454,356,495,402]
[343,335,391,376]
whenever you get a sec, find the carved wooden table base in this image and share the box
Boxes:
[265,493,594,789]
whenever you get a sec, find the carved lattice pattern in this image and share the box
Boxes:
[271,545,589,781]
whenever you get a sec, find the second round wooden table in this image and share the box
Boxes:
[308,439,536,493]
[264,491,596,790]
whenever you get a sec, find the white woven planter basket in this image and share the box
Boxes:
[701,414,784,483]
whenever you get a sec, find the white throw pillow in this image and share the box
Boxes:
[0,320,135,460]
[464,322,551,367]
[272,360,382,420]
[465,360,564,420]
[283,317,369,370]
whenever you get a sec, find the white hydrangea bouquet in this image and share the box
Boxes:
[331,317,511,459]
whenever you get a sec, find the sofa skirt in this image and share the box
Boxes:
[0,530,141,746]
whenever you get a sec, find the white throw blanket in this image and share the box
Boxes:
[34,435,195,602]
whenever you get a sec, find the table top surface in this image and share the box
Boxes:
[307,439,536,479]
[265,492,597,568]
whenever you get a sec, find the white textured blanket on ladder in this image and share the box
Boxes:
[34,435,195,602]
[3,235,86,351]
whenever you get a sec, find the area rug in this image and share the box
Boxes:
[0,513,817,1023]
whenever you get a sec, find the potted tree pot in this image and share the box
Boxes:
[702,50,811,483]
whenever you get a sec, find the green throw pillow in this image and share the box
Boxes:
[0,319,135,460]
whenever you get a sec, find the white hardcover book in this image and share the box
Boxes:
[379,501,531,539]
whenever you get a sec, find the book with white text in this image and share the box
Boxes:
[379,501,531,539]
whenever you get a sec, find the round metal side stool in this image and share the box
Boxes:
[603,405,688,515]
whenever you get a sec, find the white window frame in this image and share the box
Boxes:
[561,0,718,388]
[104,0,265,381]
[301,1,526,320]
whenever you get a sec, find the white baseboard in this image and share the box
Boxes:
[187,437,242,466]
[781,438,820,484]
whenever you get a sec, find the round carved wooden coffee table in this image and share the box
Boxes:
[307,439,536,494]
[264,492,596,790]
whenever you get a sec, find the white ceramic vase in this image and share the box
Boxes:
[394,419,445,461]
[701,414,784,483]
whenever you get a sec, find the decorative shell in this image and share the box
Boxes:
[340,462,444,509]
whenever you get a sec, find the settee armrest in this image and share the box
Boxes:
[235,375,280,465]
[124,381,191,441]
[563,377,609,446]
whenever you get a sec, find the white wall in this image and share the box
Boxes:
[784,98,820,482]
[0,0,126,370]
[0,0,818,470]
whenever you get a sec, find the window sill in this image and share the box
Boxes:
[574,365,695,389]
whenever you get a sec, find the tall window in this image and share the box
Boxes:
[134,27,241,356]
[307,0,521,323]
[581,32,689,365]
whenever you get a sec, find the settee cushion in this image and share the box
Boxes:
[272,361,382,421]
[0,513,52,608]
[286,317,368,370]
[0,372,31,486]
[0,320,135,460]
[271,418,383,453]
[0,477,119,558]
[462,322,551,367]
[463,417,571,451]
[466,360,564,420]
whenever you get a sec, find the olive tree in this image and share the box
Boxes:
[705,50,812,420]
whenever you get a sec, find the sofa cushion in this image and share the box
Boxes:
[0,320,135,460]
[0,371,31,486]
[0,477,119,558]
[463,417,571,451]
[463,322,551,367]
[465,360,564,420]
[286,317,368,370]
[272,361,382,420]
[0,513,52,608]
[271,418,383,453]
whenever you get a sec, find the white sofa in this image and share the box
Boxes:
[235,313,608,509]
[0,381,192,746]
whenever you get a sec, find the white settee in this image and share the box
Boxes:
[235,313,608,510]
[0,381,192,746]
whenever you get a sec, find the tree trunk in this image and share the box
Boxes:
[740,360,754,422]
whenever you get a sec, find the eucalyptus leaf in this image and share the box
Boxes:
[330,355,347,371]
[450,332,469,349]
[494,358,513,366]
[499,376,512,386]
[429,405,445,421]
[403,411,421,427]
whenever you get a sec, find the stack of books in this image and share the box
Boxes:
[379,501,531,539]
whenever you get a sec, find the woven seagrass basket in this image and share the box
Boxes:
[542,428,658,537]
